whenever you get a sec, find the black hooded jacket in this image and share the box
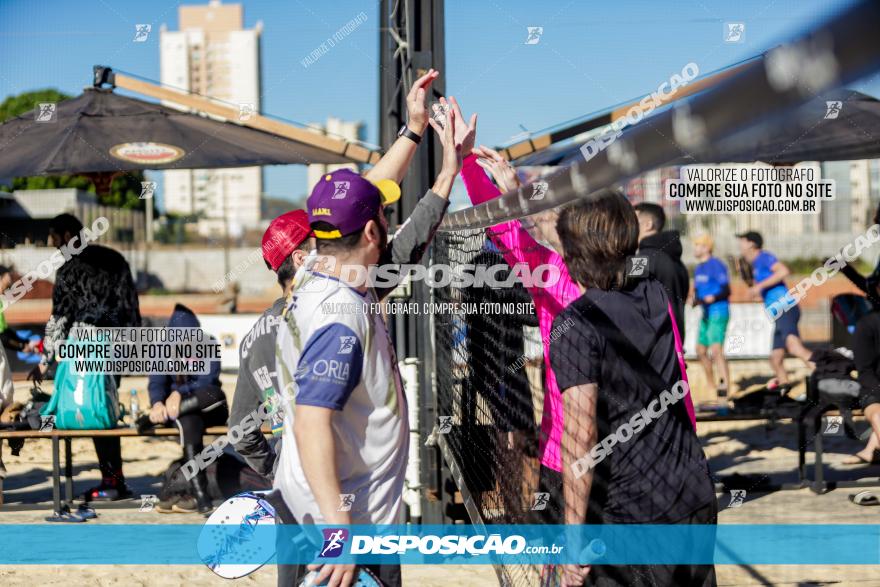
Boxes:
[638,231,690,337]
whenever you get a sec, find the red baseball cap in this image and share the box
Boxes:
[262,209,312,271]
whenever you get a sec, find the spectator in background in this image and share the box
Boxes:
[840,203,880,308]
[690,234,732,399]
[32,214,141,501]
[1,265,34,479]
[1,266,37,357]
[148,303,227,514]
[737,231,813,395]
[634,202,689,338]
[844,275,880,465]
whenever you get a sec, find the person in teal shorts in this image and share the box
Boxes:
[691,234,731,399]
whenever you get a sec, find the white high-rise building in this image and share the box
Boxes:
[306,117,366,192]
[160,0,263,236]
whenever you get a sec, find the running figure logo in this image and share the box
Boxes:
[134,24,151,42]
[531,492,550,511]
[239,103,255,121]
[823,415,843,435]
[139,494,158,512]
[337,336,356,355]
[824,101,843,120]
[726,335,745,354]
[438,416,453,434]
[525,27,544,45]
[332,181,350,200]
[140,181,157,200]
[35,103,57,123]
[431,102,450,129]
[530,181,548,201]
[39,415,55,431]
[724,23,745,43]
[727,489,746,508]
[319,529,349,558]
[627,256,649,277]
[338,494,355,512]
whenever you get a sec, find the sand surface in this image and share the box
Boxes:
[1,365,879,586]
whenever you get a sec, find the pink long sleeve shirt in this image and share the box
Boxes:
[460,154,579,472]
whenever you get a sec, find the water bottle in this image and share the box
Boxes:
[129,390,140,427]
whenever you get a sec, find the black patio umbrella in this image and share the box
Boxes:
[515,89,880,167]
[0,83,367,183]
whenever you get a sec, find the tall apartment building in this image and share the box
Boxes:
[822,159,880,232]
[160,0,263,236]
[306,117,366,192]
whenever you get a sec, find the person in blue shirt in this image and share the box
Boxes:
[691,234,731,399]
[737,231,812,394]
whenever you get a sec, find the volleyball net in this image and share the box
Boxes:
[427,2,880,584]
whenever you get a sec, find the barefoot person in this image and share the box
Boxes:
[738,231,812,394]
[844,275,880,466]
[691,234,732,399]
[551,192,716,587]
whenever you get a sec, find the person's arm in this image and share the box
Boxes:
[854,318,880,399]
[229,345,276,479]
[175,356,221,395]
[460,152,554,273]
[369,97,469,299]
[0,329,29,352]
[148,374,171,407]
[551,313,600,585]
[292,321,364,517]
[562,382,598,585]
[754,260,790,292]
[292,320,364,586]
[840,263,869,294]
[40,265,75,369]
[363,69,438,185]
[295,405,349,523]
[373,190,450,301]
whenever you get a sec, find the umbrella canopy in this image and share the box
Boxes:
[0,88,359,177]
[515,89,880,167]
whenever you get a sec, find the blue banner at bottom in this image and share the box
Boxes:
[0,524,878,565]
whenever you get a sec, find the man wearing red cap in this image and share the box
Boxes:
[228,209,314,480]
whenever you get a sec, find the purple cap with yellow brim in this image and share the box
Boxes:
[307,169,401,239]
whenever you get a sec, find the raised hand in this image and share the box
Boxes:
[447,96,477,157]
[406,69,439,135]
[473,145,520,192]
[428,103,462,197]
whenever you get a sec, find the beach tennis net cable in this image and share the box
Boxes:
[428,2,880,585]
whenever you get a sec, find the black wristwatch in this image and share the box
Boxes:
[397,124,422,145]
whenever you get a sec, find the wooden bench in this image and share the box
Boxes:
[0,426,269,512]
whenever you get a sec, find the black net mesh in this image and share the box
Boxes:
[432,224,551,586]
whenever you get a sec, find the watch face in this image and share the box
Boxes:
[397,125,407,137]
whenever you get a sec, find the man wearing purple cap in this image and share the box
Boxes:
[229,70,462,487]
[273,101,468,586]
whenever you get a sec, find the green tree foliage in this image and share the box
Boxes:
[0,88,147,210]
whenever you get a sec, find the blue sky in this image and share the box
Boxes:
[0,0,868,210]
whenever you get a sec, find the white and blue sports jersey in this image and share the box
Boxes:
[274,270,408,525]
